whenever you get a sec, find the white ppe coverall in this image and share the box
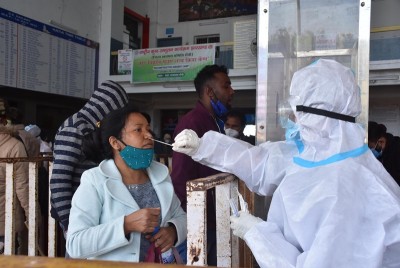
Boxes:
[187,60,400,267]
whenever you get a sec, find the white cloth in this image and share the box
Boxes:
[189,60,400,268]
[66,160,187,262]
[39,140,52,153]
[24,124,41,138]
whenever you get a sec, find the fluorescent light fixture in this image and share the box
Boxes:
[162,83,193,90]
[199,19,228,26]
[369,75,399,81]
[49,20,77,34]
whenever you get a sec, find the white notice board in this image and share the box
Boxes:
[0,8,98,99]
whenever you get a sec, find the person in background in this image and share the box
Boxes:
[162,133,173,152]
[50,80,129,240]
[366,121,400,185]
[24,124,52,156]
[0,99,7,127]
[368,121,400,186]
[380,132,400,185]
[172,59,400,267]
[155,133,173,156]
[224,109,255,145]
[171,64,234,265]
[0,103,30,255]
[6,107,40,158]
[367,121,386,158]
[66,104,186,263]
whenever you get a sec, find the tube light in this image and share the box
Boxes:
[369,75,399,81]
[48,20,78,34]
[199,19,228,26]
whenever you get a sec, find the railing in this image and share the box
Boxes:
[186,172,240,267]
[0,255,193,267]
[1,156,56,257]
[2,157,250,267]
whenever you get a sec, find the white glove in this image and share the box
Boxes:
[230,211,262,239]
[172,129,200,156]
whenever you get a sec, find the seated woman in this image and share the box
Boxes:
[66,104,187,263]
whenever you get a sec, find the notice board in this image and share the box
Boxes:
[0,7,98,98]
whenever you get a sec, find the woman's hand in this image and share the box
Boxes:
[124,207,160,234]
[147,225,177,253]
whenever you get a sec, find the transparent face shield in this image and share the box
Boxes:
[278,101,293,129]
[278,96,299,128]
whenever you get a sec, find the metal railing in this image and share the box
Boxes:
[186,172,240,267]
[2,157,243,266]
[1,156,56,257]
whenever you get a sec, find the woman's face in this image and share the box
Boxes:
[120,112,154,149]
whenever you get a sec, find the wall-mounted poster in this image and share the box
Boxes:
[132,44,215,83]
[179,0,258,22]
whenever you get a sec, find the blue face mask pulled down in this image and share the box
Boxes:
[120,145,154,170]
[370,148,382,158]
[211,99,229,118]
[285,119,300,141]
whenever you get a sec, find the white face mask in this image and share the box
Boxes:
[224,128,240,138]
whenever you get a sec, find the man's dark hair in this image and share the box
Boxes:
[194,64,228,97]
[7,106,23,124]
[368,121,387,143]
[226,109,246,128]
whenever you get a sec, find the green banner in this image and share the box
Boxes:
[132,44,215,83]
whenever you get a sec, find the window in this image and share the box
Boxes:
[194,34,220,44]
[157,37,183,47]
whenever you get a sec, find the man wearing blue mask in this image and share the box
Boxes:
[171,64,234,266]
[367,121,386,158]
[172,59,400,267]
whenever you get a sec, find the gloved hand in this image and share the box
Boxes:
[172,129,200,156]
[230,211,262,239]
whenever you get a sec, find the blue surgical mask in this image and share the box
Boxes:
[211,98,229,118]
[120,143,154,170]
[370,148,382,158]
[370,142,383,159]
[285,119,300,141]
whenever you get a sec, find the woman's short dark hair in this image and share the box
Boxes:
[83,104,150,161]
[99,104,141,159]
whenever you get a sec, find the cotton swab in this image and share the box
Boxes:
[235,187,248,213]
[224,188,239,217]
[149,137,173,147]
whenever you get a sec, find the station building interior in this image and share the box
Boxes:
[1,0,399,142]
[0,0,400,266]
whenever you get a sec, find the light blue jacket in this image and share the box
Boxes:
[66,159,187,262]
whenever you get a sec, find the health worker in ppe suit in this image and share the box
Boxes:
[172,59,400,268]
